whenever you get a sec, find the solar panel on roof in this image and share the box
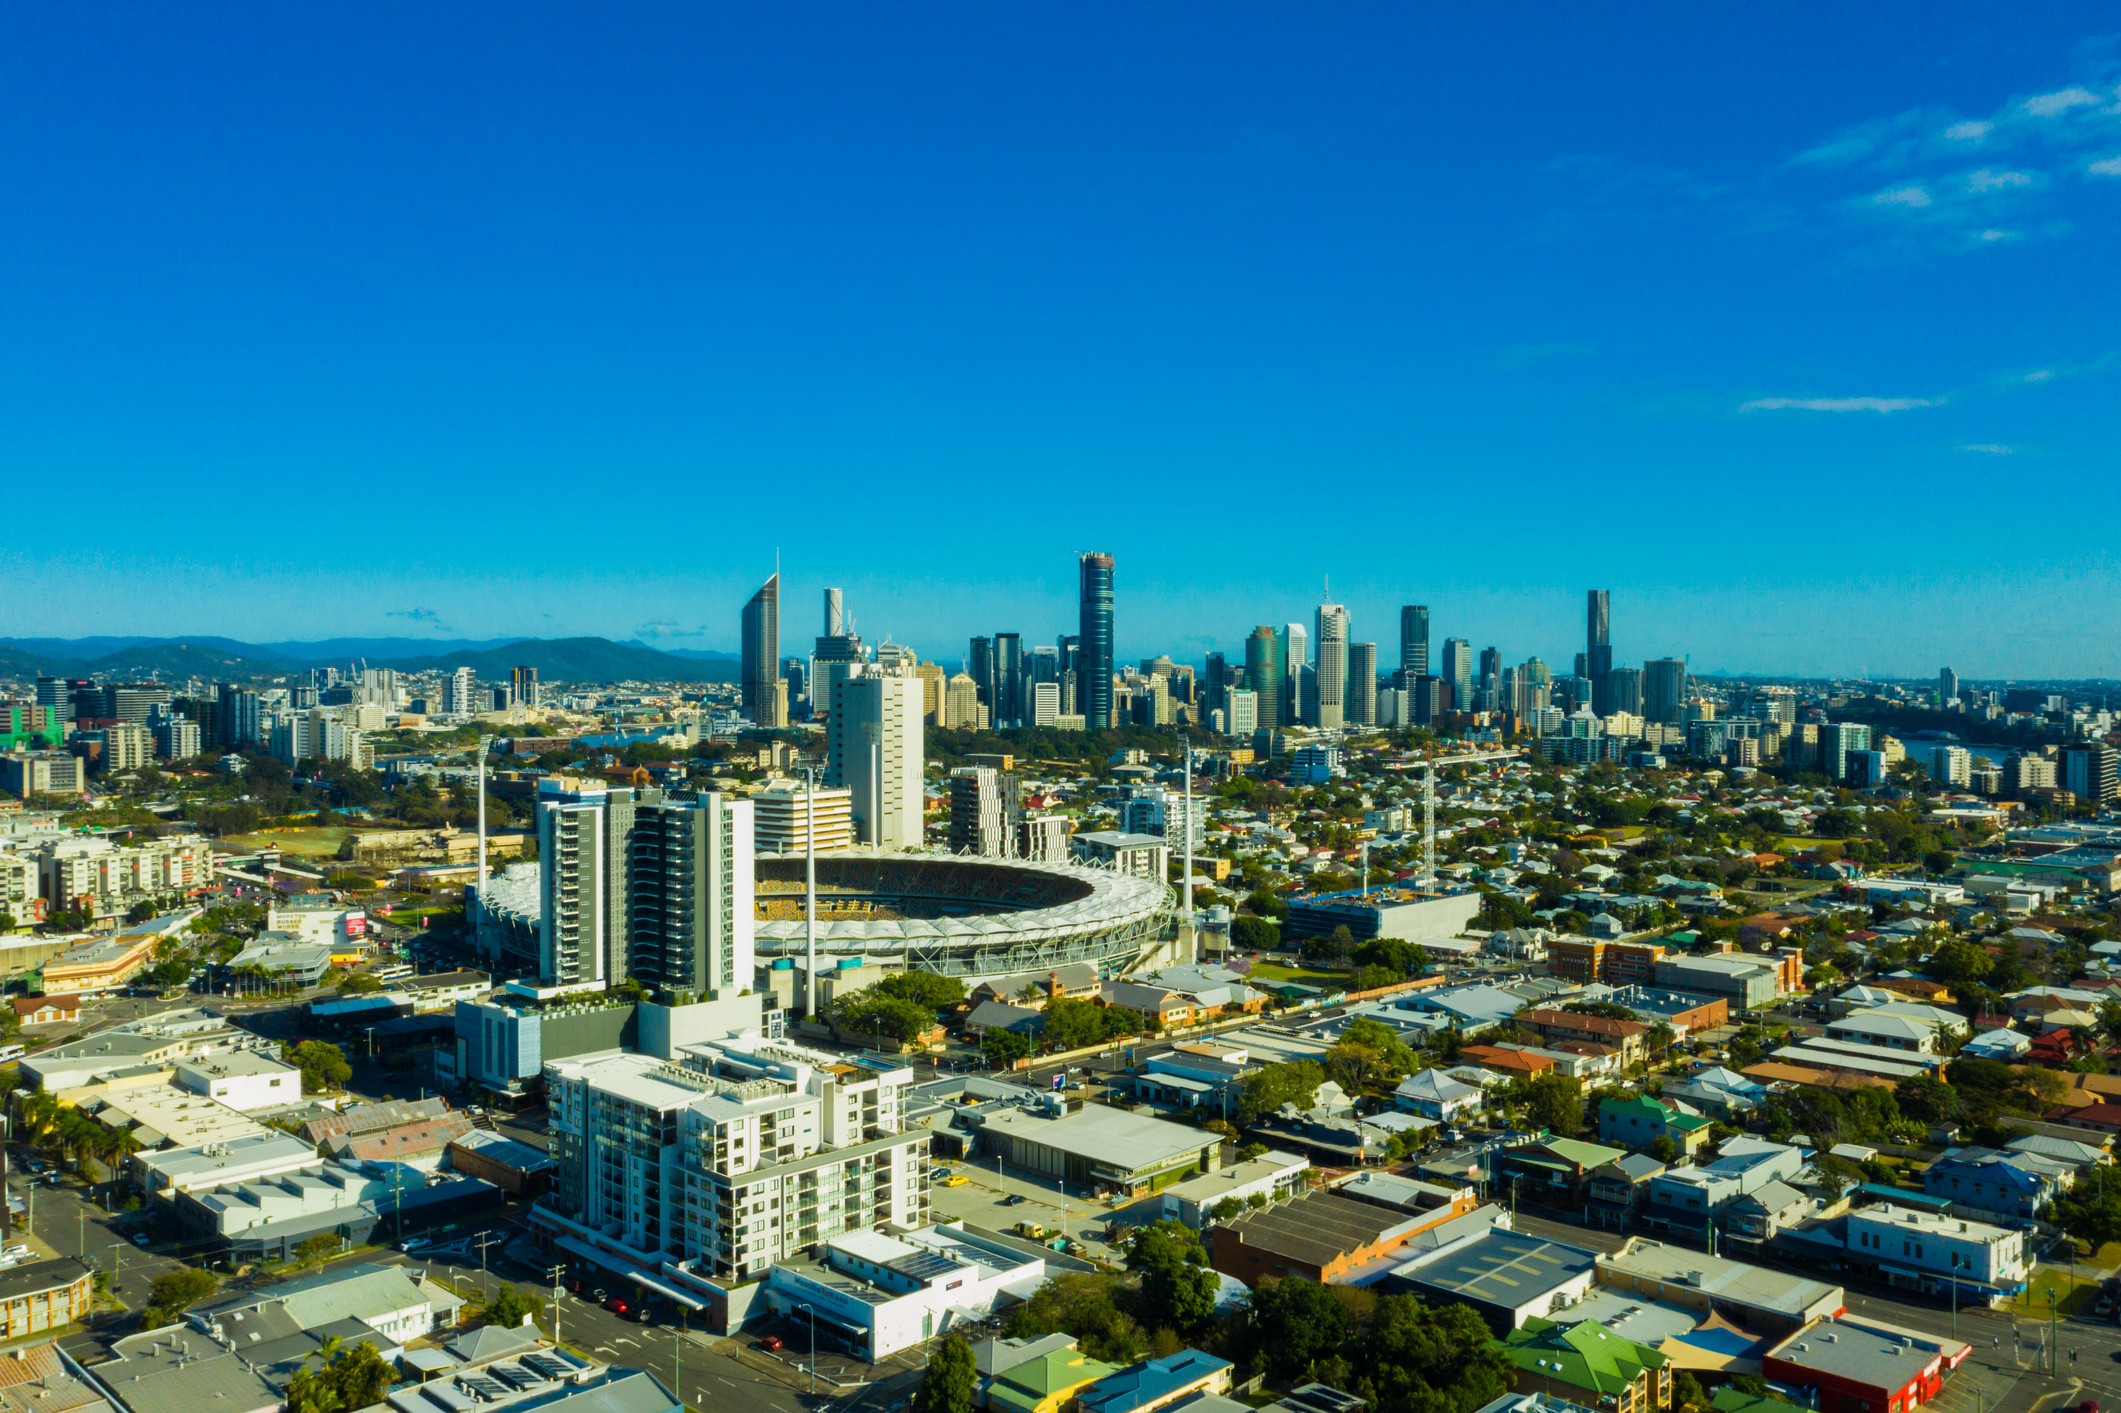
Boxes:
[888,1249,965,1281]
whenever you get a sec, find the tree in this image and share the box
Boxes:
[285,1040,352,1094]
[481,1284,538,1328]
[877,972,967,1010]
[1929,939,1993,988]
[1895,1073,1961,1127]
[1673,1372,1710,1411]
[1005,1272,1147,1364]
[831,992,934,1045]
[1237,1060,1324,1124]
[1522,1073,1583,1137]
[1211,1196,1244,1221]
[916,1335,977,1413]
[1301,925,1357,965]
[287,1339,396,1413]
[141,1268,220,1329]
[1650,1135,1678,1164]
[1126,1221,1217,1334]
[1244,1277,1348,1371]
[2054,1162,2121,1253]
[292,1233,342,1268]
[982,1028,1032,1067]
[1230,915,1279,950]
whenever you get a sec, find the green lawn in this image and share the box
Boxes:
[220,827,359,858]
[1246,961,1350,987]
[2008,1265,2099,1317]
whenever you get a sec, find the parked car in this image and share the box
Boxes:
[755,1336,783,1352]
[400,1238,432,1252]
[1002,1193,1027,1206]
[605,1297,629,1316]
[133,1234,151,1247]
[591,1288,609,1304]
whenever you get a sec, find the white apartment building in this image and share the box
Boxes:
[537,1035,931,1293]
[827,669,924,850]
[1228,689,1258,736]
[1031,680,1061,727]
[0,851,35,923]
[1846,1203,2027,1300]
[949,767,1009,857]
[440,666,480,719]
[39,834,213,913]
[82,723,153,773]
[752,783,854,854]
[1932,745,1973,788]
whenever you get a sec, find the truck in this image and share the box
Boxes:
[1013,1221,1047,1240]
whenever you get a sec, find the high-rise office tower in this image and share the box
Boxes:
[1245,627,1284,732]
[1608,666,1643,716]
[994,632,1025,727]
[1282,623,1309,726]
[1440,639,1473,713]
[1347,643,1377,726]
[968,636,995,709]
[1399,606,1430,681]
[628,792,756,998]
[812,590,867,706]
[740,572,783,727]
[781,657,810,716]
[1643,658,1689,725]
[1203,652,1228,717]
[536,781,638,988]
[1477,647,1502,712]
[1314,602,1349,730]
[1227,689,1258,736]
[1586,589,1613,714]
[1078,553,1115,730]
[943,673,980,729]
[2061,745,2119,805]
[1939,667,1959,702]
[827,668,925,849]
[1057,634,1079,673]
[511,666,541,710]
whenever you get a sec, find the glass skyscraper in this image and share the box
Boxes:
[1078,552,1114,730]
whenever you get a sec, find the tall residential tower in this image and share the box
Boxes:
[1078,553,1115,730]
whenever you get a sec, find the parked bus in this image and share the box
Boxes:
[374,965,414,981]
[0,1046,25,1063]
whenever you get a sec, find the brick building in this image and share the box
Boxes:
[1548,940,1665,986]
[1517,1009,1649,1067]
[1208,1187,1474,1285]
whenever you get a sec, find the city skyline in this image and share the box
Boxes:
[3,8,2118,675]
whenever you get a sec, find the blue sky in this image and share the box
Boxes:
[3,6,2117,678]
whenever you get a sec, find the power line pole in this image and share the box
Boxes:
[547,1263,567,1353]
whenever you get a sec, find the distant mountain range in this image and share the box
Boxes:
[0,635,742,685]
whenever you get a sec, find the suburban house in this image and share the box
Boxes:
[1393,1069,1483,1123]
[1597,1096,1712,1160]
[1493,1138,1625,1211]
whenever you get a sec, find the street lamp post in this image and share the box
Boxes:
[791,1301,819,1395]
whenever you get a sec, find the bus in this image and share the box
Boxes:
[374,965,414,981]
[0,1046,24,1063]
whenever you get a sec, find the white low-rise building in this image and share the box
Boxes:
[174,1050,304,1112]
[760,1224,1045,1360]
[1130,1151,1310,1228]
[134,1130,324,1199]
[1846,1202,2028,1303]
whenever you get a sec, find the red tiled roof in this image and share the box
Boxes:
[1519,1008,1648,1038]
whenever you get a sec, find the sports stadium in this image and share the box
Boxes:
[753,852,1172,978]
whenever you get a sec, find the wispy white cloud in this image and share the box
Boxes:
[1978,229,2020,243]
[2091,155,2121,176]
[1873,185,1934,207]
[2022,87,2104,118]
[1945,120,1995,142]
[1966,168,2034,193]
[1740,396,1939,413]
[1959,444,2014,454]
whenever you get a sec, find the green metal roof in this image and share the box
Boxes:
[1498,1316,1667,1398]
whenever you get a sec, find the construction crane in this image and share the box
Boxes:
[1416,747,1524,892]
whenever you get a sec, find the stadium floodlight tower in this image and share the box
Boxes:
[802,764,819,1019]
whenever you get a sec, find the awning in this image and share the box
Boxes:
[549,1234,703,1310]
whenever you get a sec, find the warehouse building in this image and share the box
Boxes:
[975,1104,1221,1195]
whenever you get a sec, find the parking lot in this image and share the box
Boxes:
[925,1156,1128,1265]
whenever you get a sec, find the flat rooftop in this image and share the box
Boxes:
[1398,1228,1597,1307]
[1600,1239,1842,1318]
[979,1105,1214,1173]
[96,1087,272,1148]
[176,1050,301,1080]
[1216,1189,1419,1267]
